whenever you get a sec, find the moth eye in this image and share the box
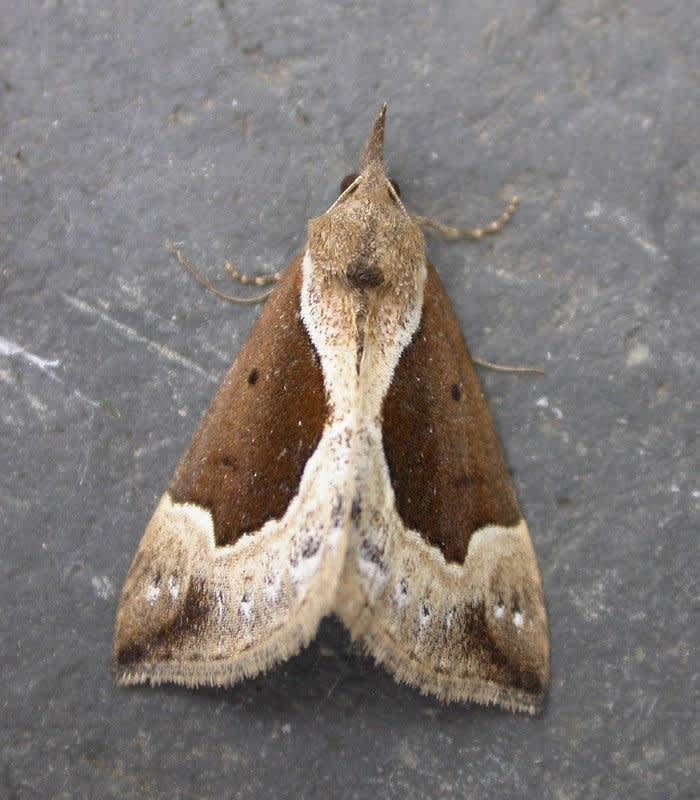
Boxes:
[389,178,401,198]
[339,172,359,195]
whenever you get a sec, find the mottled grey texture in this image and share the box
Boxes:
[1,1,698,798]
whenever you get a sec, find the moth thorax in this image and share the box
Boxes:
[346,254,384,290]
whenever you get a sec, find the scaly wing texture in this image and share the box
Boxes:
[336,262,549,713]
[113,256,351,687]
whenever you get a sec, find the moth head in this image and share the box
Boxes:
[307,104,425,291]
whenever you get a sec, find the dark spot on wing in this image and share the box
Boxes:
[453,472,475,489]
[114,578,210,670]
[331,493,344,528]
[115,641,146,668]
[359,538,386,572]
[301,537,321,559]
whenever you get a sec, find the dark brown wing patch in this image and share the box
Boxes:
[382,262,520,563]
[170,255,328,545]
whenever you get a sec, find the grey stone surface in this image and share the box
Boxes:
[1,1,698,798]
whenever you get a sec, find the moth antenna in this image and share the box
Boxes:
[224,261,281,287]
[165,241,273,305]
[413,195,520,241]
[472,356,545,376]
[361,103,388,170]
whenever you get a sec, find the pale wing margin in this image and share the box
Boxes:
[336,466,549,713]
[113,418,353,687]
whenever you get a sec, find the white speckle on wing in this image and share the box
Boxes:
[264,573,282,603]
[444,607,454,632]
[290,544,322,587]
[494,603,505,620]
[419,602,432,633]
[240,594,253,622]
[215,590,226,620]
[513,611,525,629]
[147,583,161,605]
[167,575,180,601]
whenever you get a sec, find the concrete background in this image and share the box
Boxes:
[1,2,698,798]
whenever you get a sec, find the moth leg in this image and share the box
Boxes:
[412,195,519,241]
[224,260,281,287]
[472,356,544,376]
[412,197,540,376]
[165,241,273,305]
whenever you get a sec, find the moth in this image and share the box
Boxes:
[113,106,549,714]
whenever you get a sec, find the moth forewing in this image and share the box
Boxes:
[113,105,549,714]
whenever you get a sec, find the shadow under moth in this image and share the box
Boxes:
[113,106,549,714]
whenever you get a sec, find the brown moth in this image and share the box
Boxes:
[113,105,549,714]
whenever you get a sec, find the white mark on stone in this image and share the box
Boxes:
[61,293,217,383]
[613,210,666,259]
[585,201,602,219]
[0,370,49,416]
[626,343,651,367]
[586,202,667,259]
[91,575,115,600]
[0,336,60,372]
[1,329,102,410]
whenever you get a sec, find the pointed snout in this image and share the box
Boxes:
[360,103,388,173]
